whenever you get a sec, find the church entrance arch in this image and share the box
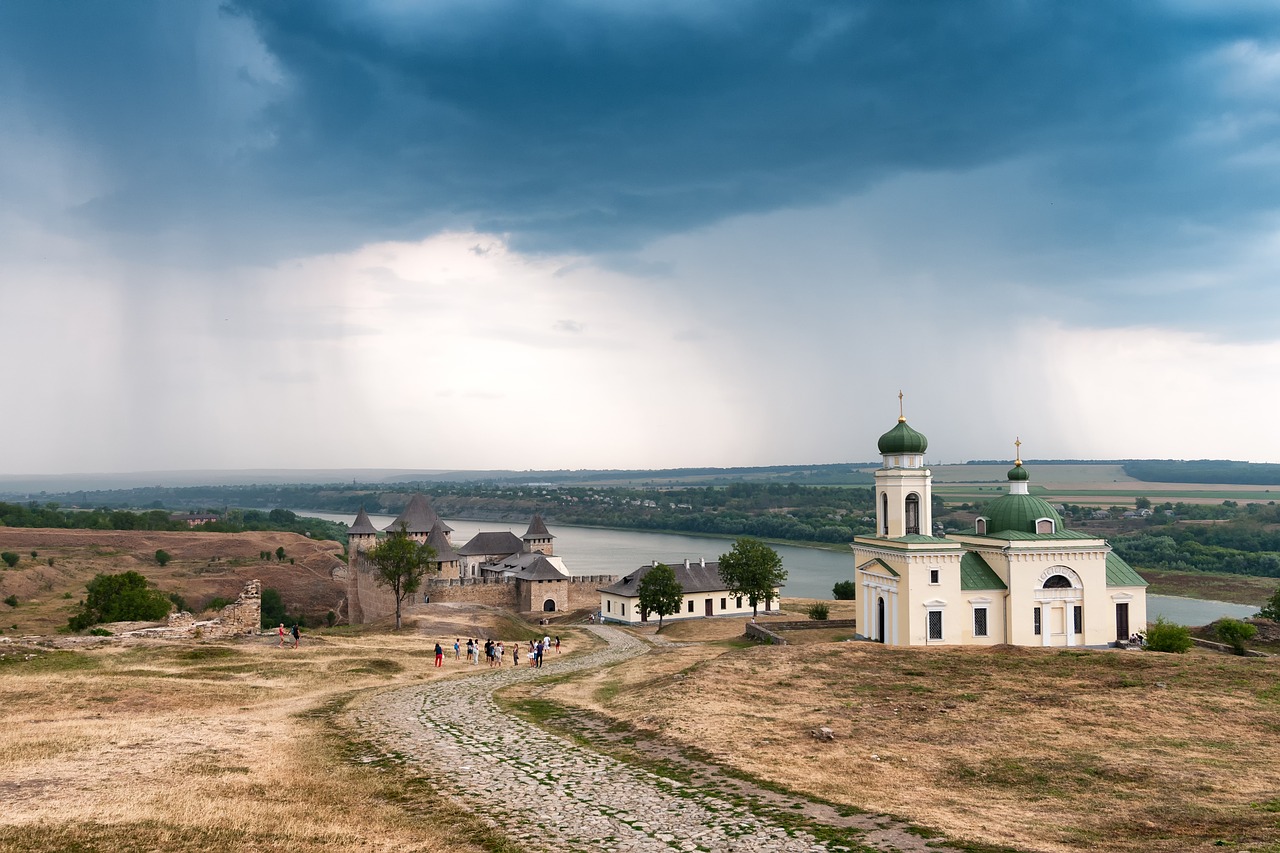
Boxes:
[542,599,556,612]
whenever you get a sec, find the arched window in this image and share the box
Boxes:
[881,492,888,536]
[975,517,988,535]
[905,493,920,535]
[1043,575,1072,589]
[1036,517,1056,534]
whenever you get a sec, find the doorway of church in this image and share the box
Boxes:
[876,596,886,643]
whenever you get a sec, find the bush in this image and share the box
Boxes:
[832,580,856,600]
[67,571,173,631]
[88,628,112,637]
[29,550,37,558]
[275,546,286,562]
[1144,616,1193,653]
[326,610,337,627]
[1215,618,1257,655]
[1,552,19,568]
[46,557,54,567]
[807,602,830,621]
[4,595,17,608]
[168,592,190,614]
[260,587,286,628]
[155,549,171,567]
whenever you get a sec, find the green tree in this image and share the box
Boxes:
[832,580,856,600]
[1215,618,1257,655]
[636,562,684,630]
[68,571,172,631]
[1259,586,1280,621]
[717,537,787,618]
[260,587,286,628]
[364,525,437,630]
[1144,616,1193,653]
[155,549,171,567]
[807,602,829,621]
[1,552,19,568]
[275,546,286,562]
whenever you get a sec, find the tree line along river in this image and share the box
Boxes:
[295,510,1260,627]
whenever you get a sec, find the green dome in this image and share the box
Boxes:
[1007,462,1029,481]
[982,493,1064,535]
[878,419,929,455]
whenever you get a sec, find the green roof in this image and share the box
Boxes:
[971,529,1097,542]
[982,493,1065,536]
[878,419,928,455]
[960,552,1007,590]
[859,557,899,577]
[888,533,954,544]
[1106,552,1148,587]
[1007,462,1029,482]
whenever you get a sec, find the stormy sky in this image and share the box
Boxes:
[4,0,1280,474]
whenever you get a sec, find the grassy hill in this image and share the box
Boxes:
[0,529,347,635]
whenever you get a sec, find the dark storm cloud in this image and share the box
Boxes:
[3,1,1278,261]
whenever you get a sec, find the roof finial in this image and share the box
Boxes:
[898,390,906,423]
[1014,436,1023,466]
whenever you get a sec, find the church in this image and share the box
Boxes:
[852,407,1148,647]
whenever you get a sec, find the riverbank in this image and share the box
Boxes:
[1139,568,1278,607]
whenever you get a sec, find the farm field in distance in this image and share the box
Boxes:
[927,463,1280,506]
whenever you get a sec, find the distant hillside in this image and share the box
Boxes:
[1123,460,1280,486]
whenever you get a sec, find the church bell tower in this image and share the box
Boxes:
[873,393,932,538]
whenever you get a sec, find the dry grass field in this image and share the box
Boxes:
[542,632,1280,853]
[0,606,563,853]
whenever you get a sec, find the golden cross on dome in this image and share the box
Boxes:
[1015,436,1022,465]
[898,390,905,422]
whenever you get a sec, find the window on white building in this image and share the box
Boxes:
[687,600,694,613]
[720,598,727,610]
[929,568,940,585]
[621,602,627,616]
[1073,605,1083,634]
[606,600,611,613]
[927,610,943,641]
[973,607,988,637]
[736,596,743,608]
[1033,606,1042,635]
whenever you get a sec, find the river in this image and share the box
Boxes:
[294,510,1260,627]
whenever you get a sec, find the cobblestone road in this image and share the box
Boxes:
[351,627,892,852]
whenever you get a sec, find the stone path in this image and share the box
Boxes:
[351,627,956,853]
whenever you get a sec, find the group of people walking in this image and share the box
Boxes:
[432,635,562,668]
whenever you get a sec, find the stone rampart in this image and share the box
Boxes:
[745,618,858,646]
[151,579,262,639]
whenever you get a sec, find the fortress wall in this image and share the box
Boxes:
[421,579,519,609]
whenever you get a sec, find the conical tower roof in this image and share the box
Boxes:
[385,493,452,535]
[523,513,554,540]
[348,506,379,536]
[425,521,459,561]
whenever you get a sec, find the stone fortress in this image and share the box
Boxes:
[344,494,615,624]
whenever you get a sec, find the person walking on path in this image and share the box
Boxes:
[466,638,474,663]
[555,636,561,654]
[453,638,460,660]
[278,623,285,647]
[495,641,504,667]
[290,623,300,649]
[512,644,519,666]
[434,642,444,667]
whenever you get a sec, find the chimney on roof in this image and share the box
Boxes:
[684,558,690,568]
